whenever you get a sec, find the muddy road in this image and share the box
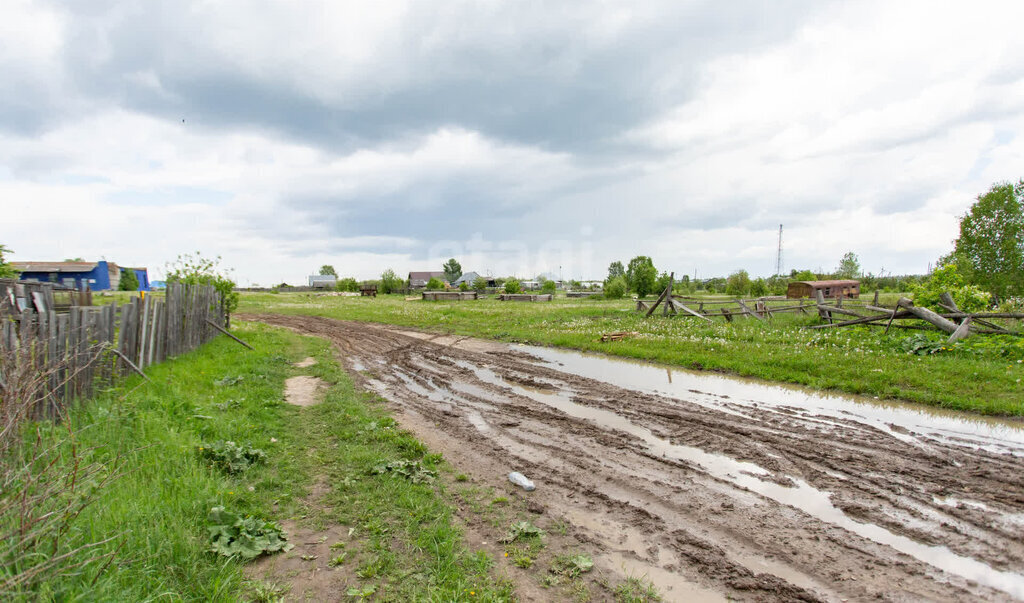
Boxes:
[245,314,1024,601]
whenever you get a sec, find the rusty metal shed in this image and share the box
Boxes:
[786,280,860,299]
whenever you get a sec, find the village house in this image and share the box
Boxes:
[451,271,497,288]
[407,271,447,289]
[12,260,150,291]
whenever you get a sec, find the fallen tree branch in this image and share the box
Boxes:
[806,311,912,329]
[205,319,254,350]
[106,347,152,383]
[897,297,960,336]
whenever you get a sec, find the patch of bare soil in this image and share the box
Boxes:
[241,314,1024,602]
[246,482,358,602]
[285,376,326,407]
[293,357,318,368]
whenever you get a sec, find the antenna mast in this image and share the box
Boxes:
[775,224,784,276]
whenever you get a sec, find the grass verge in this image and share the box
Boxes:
[3,322,515,600]
[238,293,1023,415]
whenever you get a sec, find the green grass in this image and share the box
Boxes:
[613,575,661,602]
[238,292,1024,415]
[5,322,515,600]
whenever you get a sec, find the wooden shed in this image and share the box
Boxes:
[786,280,860,300]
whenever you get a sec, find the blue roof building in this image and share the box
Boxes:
[12,260,150,291]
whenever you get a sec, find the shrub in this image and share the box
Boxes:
[725,270,751,297]
[912,263,991,312]
[0,244,17,278]
[750,278,768,297]
[472,277,488,292]
[379,269,402,294]
[118,270,139,291]
[166,253,239,323]
[540,279,556,294]
[654,272,673,294]
[626,256,658,297]
[426,277,446,290]
[504,278,522,294]
[604,276,627,299]
[336,277,359,292]
[458,281,469,292]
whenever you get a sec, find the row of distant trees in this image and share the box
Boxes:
[601,180,1022,303]
[318,258,564,295]
[309,179,1022,303]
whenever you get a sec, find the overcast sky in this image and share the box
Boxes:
[3,1,1023,285]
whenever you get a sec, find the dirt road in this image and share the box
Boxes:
[245,314,1024,601]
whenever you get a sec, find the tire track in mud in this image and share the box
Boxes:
[243,314,1024,601]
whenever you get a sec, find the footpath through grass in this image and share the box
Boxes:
[6,323,515,600]
[239,292,1024,416]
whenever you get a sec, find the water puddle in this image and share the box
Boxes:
[466,411,490,433]
[457,357,1024,598]
[518,345,1024,455]
[602,551,726,602]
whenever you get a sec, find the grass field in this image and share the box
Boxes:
[238,292,1024,416]
[4,323,518,600]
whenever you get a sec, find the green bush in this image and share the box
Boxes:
[0,244,17,278]
[118,269,139,291]
[540,279,556,294]
[626,256,657,297]
[336,277,359,292]
[504,278,522,294]
[912,263,991,312]
[750,278,768,297]
[654,272,673,294]
[426,277,446,290]
[604,276,627,299]
[166,253,239,318]
[380,269,402,294]
[458,281,469,292]
[725,269,751,297]
[472,277,488,292]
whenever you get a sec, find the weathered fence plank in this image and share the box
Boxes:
[1,284,227,418]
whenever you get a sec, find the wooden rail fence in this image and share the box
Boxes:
[0,283,226,417]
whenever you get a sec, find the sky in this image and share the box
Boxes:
[2,0,1023,286]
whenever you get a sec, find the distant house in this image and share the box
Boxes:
[408,271,446,289]
[308,275,337,289]
[12,260,151,291]
[787,280,860,300]
[452,271,496,288]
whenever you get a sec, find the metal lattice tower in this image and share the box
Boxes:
[775,224,784,276]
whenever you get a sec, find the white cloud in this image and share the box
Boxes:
[2,1,1023,284]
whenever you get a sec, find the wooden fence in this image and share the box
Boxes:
[0,279,92,316]
[0,283,225,417]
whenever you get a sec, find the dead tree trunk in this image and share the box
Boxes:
[896,297,961,336]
